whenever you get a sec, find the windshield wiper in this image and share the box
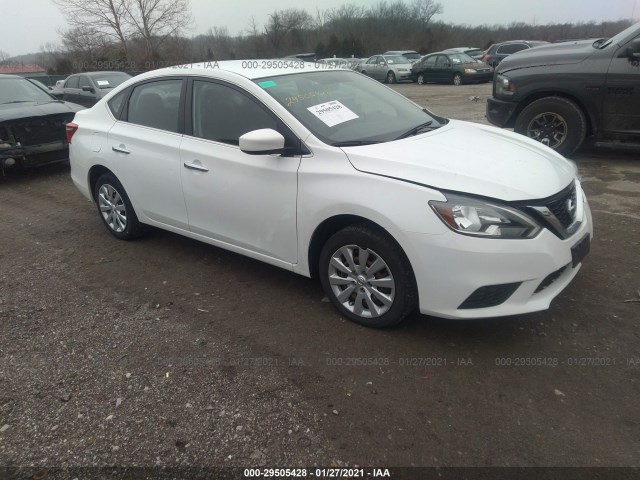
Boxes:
[1,100,32,105]
[394,121,437,140]
[332,140,382,147]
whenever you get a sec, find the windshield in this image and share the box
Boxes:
[91,73,131,89]
[383,55,411,65]
[402,53,421,60]
[448,53,476,64]
[598,22,640,49]
[255,70,443,146]
[0,78,54,104]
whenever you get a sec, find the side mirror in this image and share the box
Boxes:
[445,62,452,68]
[239,129,286,155]
[81,86,95,93]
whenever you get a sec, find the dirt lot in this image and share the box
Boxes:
[1,83,639,477]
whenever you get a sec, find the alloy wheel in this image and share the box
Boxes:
[526,112,568,149]
[328,245,395,318]
[98,184,127,233]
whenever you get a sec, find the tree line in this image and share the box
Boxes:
[15,0,636,74]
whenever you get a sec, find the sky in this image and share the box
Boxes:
[0,0,638,56]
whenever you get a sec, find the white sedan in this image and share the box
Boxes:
[68,61,593,328]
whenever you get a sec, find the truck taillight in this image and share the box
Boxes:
[66,122,78,144]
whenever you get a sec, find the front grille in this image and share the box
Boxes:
[546,183,577,228]
[534,264,569,294]
[517,181,579,239]
[458,282,521,309]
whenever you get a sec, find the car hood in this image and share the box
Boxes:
[341,120,576,201]
[0,101,85,122]
[498,40,595,73]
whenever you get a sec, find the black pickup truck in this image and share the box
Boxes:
[487,21,640,156]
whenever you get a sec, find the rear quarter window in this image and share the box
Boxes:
[108,89,129,118]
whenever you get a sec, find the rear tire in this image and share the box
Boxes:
[417,74,425,85]
[94,173,147,240]
[319,224,417,328]
[514,96,587,157]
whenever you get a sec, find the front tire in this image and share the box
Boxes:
[319,224,417,328]
[452,73,462,86]
[386,71,397,84]
[514,96,587,157]
[94,173,146,240]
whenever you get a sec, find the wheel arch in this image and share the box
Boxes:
[88,164,116,202]
[307,214,414,282]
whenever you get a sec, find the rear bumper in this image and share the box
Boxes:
[486,96,518,128]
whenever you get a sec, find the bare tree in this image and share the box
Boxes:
[0,50,10,63]
[125,0,193,61]
[52,0,131,59]
[264,9,313,54]
[411,0,443,29]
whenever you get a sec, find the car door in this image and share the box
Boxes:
[62,75,80,104]
[77,75,97,107]
[365,56,381,79]
[361,56,377,78]
[434,55,450,82]
[419,55,437,82]
[107,78,189,230]
[179,79,301,264]
[602,33,640,136]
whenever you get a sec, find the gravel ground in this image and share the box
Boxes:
[0,82,639,478]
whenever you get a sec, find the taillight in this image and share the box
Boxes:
[66,122,78,144]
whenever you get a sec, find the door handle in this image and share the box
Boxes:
[183,162,209,172]
[112,145,130,154]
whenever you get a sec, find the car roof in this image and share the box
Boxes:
[383,50,419,54]
[132,61,327,82]
[0,74,24,79]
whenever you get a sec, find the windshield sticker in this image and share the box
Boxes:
[307,100,359,127]
[285,90,330,107]
[96,80,110,86]
[258,80,277,89]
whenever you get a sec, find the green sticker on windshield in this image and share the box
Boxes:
[259,80,277,89]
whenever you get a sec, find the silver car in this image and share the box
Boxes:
[357,55,413,83]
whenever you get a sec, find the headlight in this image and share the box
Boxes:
[430,194,541,239]
[496,74,515,95]
[464,68,477,74]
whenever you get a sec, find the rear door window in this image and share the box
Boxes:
[126,79,183,133]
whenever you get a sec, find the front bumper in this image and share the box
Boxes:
[463,71,493,83]
[402,190,593,319]
[486,96,519,128]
